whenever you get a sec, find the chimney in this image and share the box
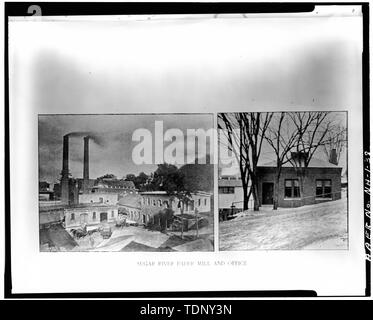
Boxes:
[291,151,308,167]
[61,135,70,204]
[329,149,338,165]
[83,136,90,192]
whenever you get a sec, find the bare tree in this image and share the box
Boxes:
[264,112,299,210]
[286,112,335,201]
[218,112,273,211]
[322,124,347,165]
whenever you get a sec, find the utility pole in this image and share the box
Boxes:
[180,202,184,239]
[195,208,199,239]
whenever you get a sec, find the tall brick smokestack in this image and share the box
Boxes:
[61,134,70,204]
[329,148,338,165]
[83,136,90,192]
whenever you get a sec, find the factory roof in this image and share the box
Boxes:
[118,194,142,209]
[64,203,118,210]
[258,157,342,168]
[94,179,136,189]
[140,191,212,197]
[140,191,168,195]
[218,178,243,187]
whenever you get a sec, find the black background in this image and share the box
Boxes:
[3,2,370,303]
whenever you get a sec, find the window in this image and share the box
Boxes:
[198,199,201,207]
[92,212,96,220]
[204,198,207,206]
[284,179,300,198]
[111,211,114,218]
[158,200,162,207]
[219,187,234,194]
[189,200,194,211]
[71,213,75,221]
[80,213,88,224]
[316,179,332,198]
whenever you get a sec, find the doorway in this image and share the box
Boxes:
[100,212,108,222]
[80,213,88,224]
[262,182,274,205]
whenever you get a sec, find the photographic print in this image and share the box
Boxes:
[8,3,366,297]
[218,111,348,250]
[39,114,214,252]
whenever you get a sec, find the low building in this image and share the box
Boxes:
[39,181,54,201]
[218,177,245,220]
[79,192,119,205]
[257,155,343,208]
[218,177,245,210]
[140,191,212,215]
[91,179,137,194]
[117,193,143,223]
[39,204,65,228]
[64,204,119,229]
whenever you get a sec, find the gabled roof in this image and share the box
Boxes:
[258,157,342,168]
[117,193,142,209]
[218,179,242,187]
[140,191,168,195]
[65,203,118,210]
[95,179,136,189]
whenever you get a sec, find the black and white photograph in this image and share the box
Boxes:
[39,114,214,252]
[218,111,347,250]
[5,3,368,297]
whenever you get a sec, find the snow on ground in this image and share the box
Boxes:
[42,214,214,251]
[219,199,348,250]
[72,224,214,252]
[173,238,213,252]
[87,226,170,251]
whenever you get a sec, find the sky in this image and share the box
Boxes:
[9,10,362,183]
[38,114,213,184]
[10,12,362,114]
[218,111,348,176]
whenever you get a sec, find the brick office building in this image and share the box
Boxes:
[257,155,343,208]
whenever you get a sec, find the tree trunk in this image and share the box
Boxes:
[273,170,280,210]
[195,209,199,239]
[297,168,306,206]
[180,203,184,239]
[243,190,249,211]
[242,181,249,211]
[251,175,260,211]
[300,174,305,206]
